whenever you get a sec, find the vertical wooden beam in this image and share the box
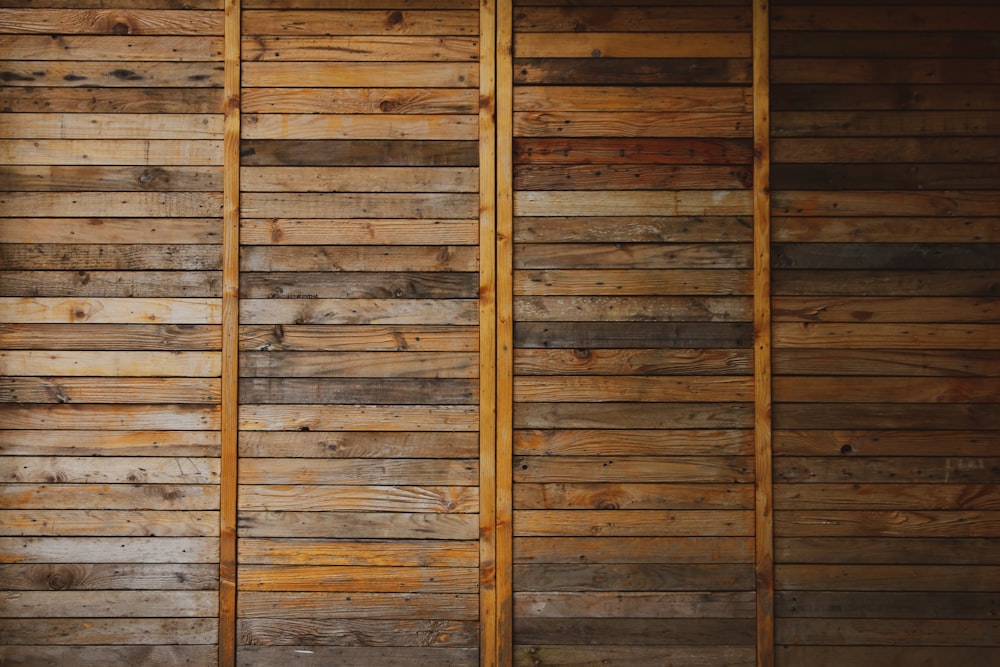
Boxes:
[753,1,774,666]
[220,0,240,664]
[479,0,499,665]
[494,0,514,664]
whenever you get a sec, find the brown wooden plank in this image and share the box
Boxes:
[771,6,1000,31]
[772,163,1000,191]
[514,86,752,113]
[772,296,1000,323]
[514,537,754,564]
[514,456,753,484]
[240,272,477,299]
[239,299,476,325]
[0,87,222,113]
[0,536,219,564]
[775,483,1000,510]
[242,10,478,36]
[243,87,476,115]
[0,351,220,377]
[773,349,1000,377]
[239,218,477,245]
[240,140,478,167]
[514,509,753,537]
[513,646,754,667]
[514,216,753,243]
[0,646,219,667]
[238,404,478,432]
[515,32,750,58]
[242,113,477,140]
[0,510,218,537]
[775,213,999,243]
[515,322,753,349]
[0,62,223,87]
[239,326,477,352]
[0,167,222,192]
[514,138,754,166]
[513,563,754,592]
[237,512,477,540]
[776,590,1000,619]
[242,62,476,88]
[773,137,1000,164]
[775,647,1000,667]
[515,590,755,618]
[514,376,753,402]
[513,112,752,138]
[240,193,477,219]
[775,538,1000,566]
[514,165,753,191]
[241,166,477,192]
[0,297,221,324]
[514,7,751,32]
[514,349,753,376]
[515,244,751,270]
[0,34,222,61]
[772,58,1000,85]
[776,456,1000,484]
[773,404,1000,430]
[514,58,752,85]
[0,139,222,165]
[239,458,477,485]
[237,618,477,647]
[238,485,478,513]
[239,350,477,378]
[238,565,477,593]
[775,509,1000,538]
[774,376,1000,403]
[776,618,1000,647]
[239,591,477,619]
[238,430,479,458]
[0,563,217,591]
[0,271,220,298]
[236,646,477,667]
[514,429,753,456]
[239,377,477,405]
[0,483,219,510]
[242,36,478,62]
[0,456,219,484]
[515,483,753,510]
[0,324,221,351]
[512,618,755,647]
[0,430,219,457]
[0,114,222,140]
[773,430,999,457]
[772,84,1000,111]
[773,270,1000,296]
[0,9,222,35]
[0,377,220,404]
[0,405,220,431]
[516,296,751,322]
[513,402,753,430]
[237,539,477,566]
[0,218,221,244]
[514,190,752,217]
[0,193,223,217]
[0,618,217,644]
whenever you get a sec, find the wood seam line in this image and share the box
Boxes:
[479,0,500,665]
[753,1,775,666]
[220,0,240,664]
[495,0,516,664]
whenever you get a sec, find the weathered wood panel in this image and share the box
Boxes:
[770,1,1000,662]
[509,1,755,662]
[0,1,223,661]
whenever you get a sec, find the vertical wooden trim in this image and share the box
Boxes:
[753,1,774,666]
[494,0,515,664]
[478,1,499,665]
[220,0,240,664]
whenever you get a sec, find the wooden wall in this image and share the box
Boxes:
[509,1,757,664]
[0,2,225,665]
[235,1,485,665]
[1,1,999,665]
[770,1,1000,665]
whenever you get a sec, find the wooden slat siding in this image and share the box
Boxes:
[770,2,1000,666]
[510,2,756,665]
[0,1,224,663]
[237,4,482,665]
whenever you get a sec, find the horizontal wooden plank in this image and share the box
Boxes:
[239,592,477,619]
[513,402,753,430]
[0,166,222,192]
[240,377,476,405]
[242,10,478,36]
[239,485,477,513]
[514,456,753,484]
[240,272,477,299]
[243,87,476,115]
[0,114,221,140]
[0,218,221,244]
[0,271,220,298]
[514,138,754,166]
[773,296,1000,323]
[513,112,752,138]
[242,62,476,89]
[241,140,478,167]
[240,193,477,219]
[776,618,1000,647]
[773,270,1000,296]
[515,296,751,323]
[772,84,1000,112]
[515,348,753,376]
[0,645,219,667]
[514,510,754,537]
[515,483,753,510]
[241,166,477,193]
[514,86,752,113]
[774,377,1000,403]
[777,456,1000,484]
[237,618,477,647]
[236,646,477,667]
[513,563,754,591]
[773,138,1000,164]
[514,58,752,85]
[515,244,751,270]
[775,509,1000,538]
[513,646,754,667]
[0,140,222,166]
[0,297,221,324]
[515,32,750,58]
[0,456,219,484]
[0,405,220,430]
[239,565,477,593]
[776,564,1000,591]
[0,429,219,457]
[239,218,477,245]
[515,322,753,349]
[514,376,753,402]
[0,509,218,537]
[240,246,477,272]
[238,539,477,566]
[773,349,1000,377]
[775,213,996,244]
[775,190,999,217]
[239,326,477,352]
[775,647,1000,667]
[515,216,752,244]
[514,537,754,564]
[0,34,223,61]
[239,298,477,326]
[0,9,222,35]
[238,431,479,459]
[775,537,1000,566]
[772,58,1000,85]
[242,113,477,140]
[0,483,219,510]
[0,618,217,645]
[0,192,223,217]
[772,163,1000,191]
[515,165,753,191]
[239,458,477,486]
[0,377,220,404]
[0,61,223,87]
[512,618,755,647]
[774,404,1000,430]
[514,191,752,217]
[239,404,478,431]
[771,6,1000,31]
[0,563,217,591]
[514,429,753,456]
[774,323,1000,350]
[514,272,752,298]
[0,537,219,564]
[774,243,1000,270]
[775,484,1000,511]
[514,6,751,32]
[0,591,219,618]
[0,324,221,351]
[774,110,1000,138]
[0,351,220,377]
[776,590,1000,619]
[238,512,476,540]
[240,351,477,378]
[0,87,222,113]
[773,430,999,458]
[515,590,755,618]
[242,36,478,62]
